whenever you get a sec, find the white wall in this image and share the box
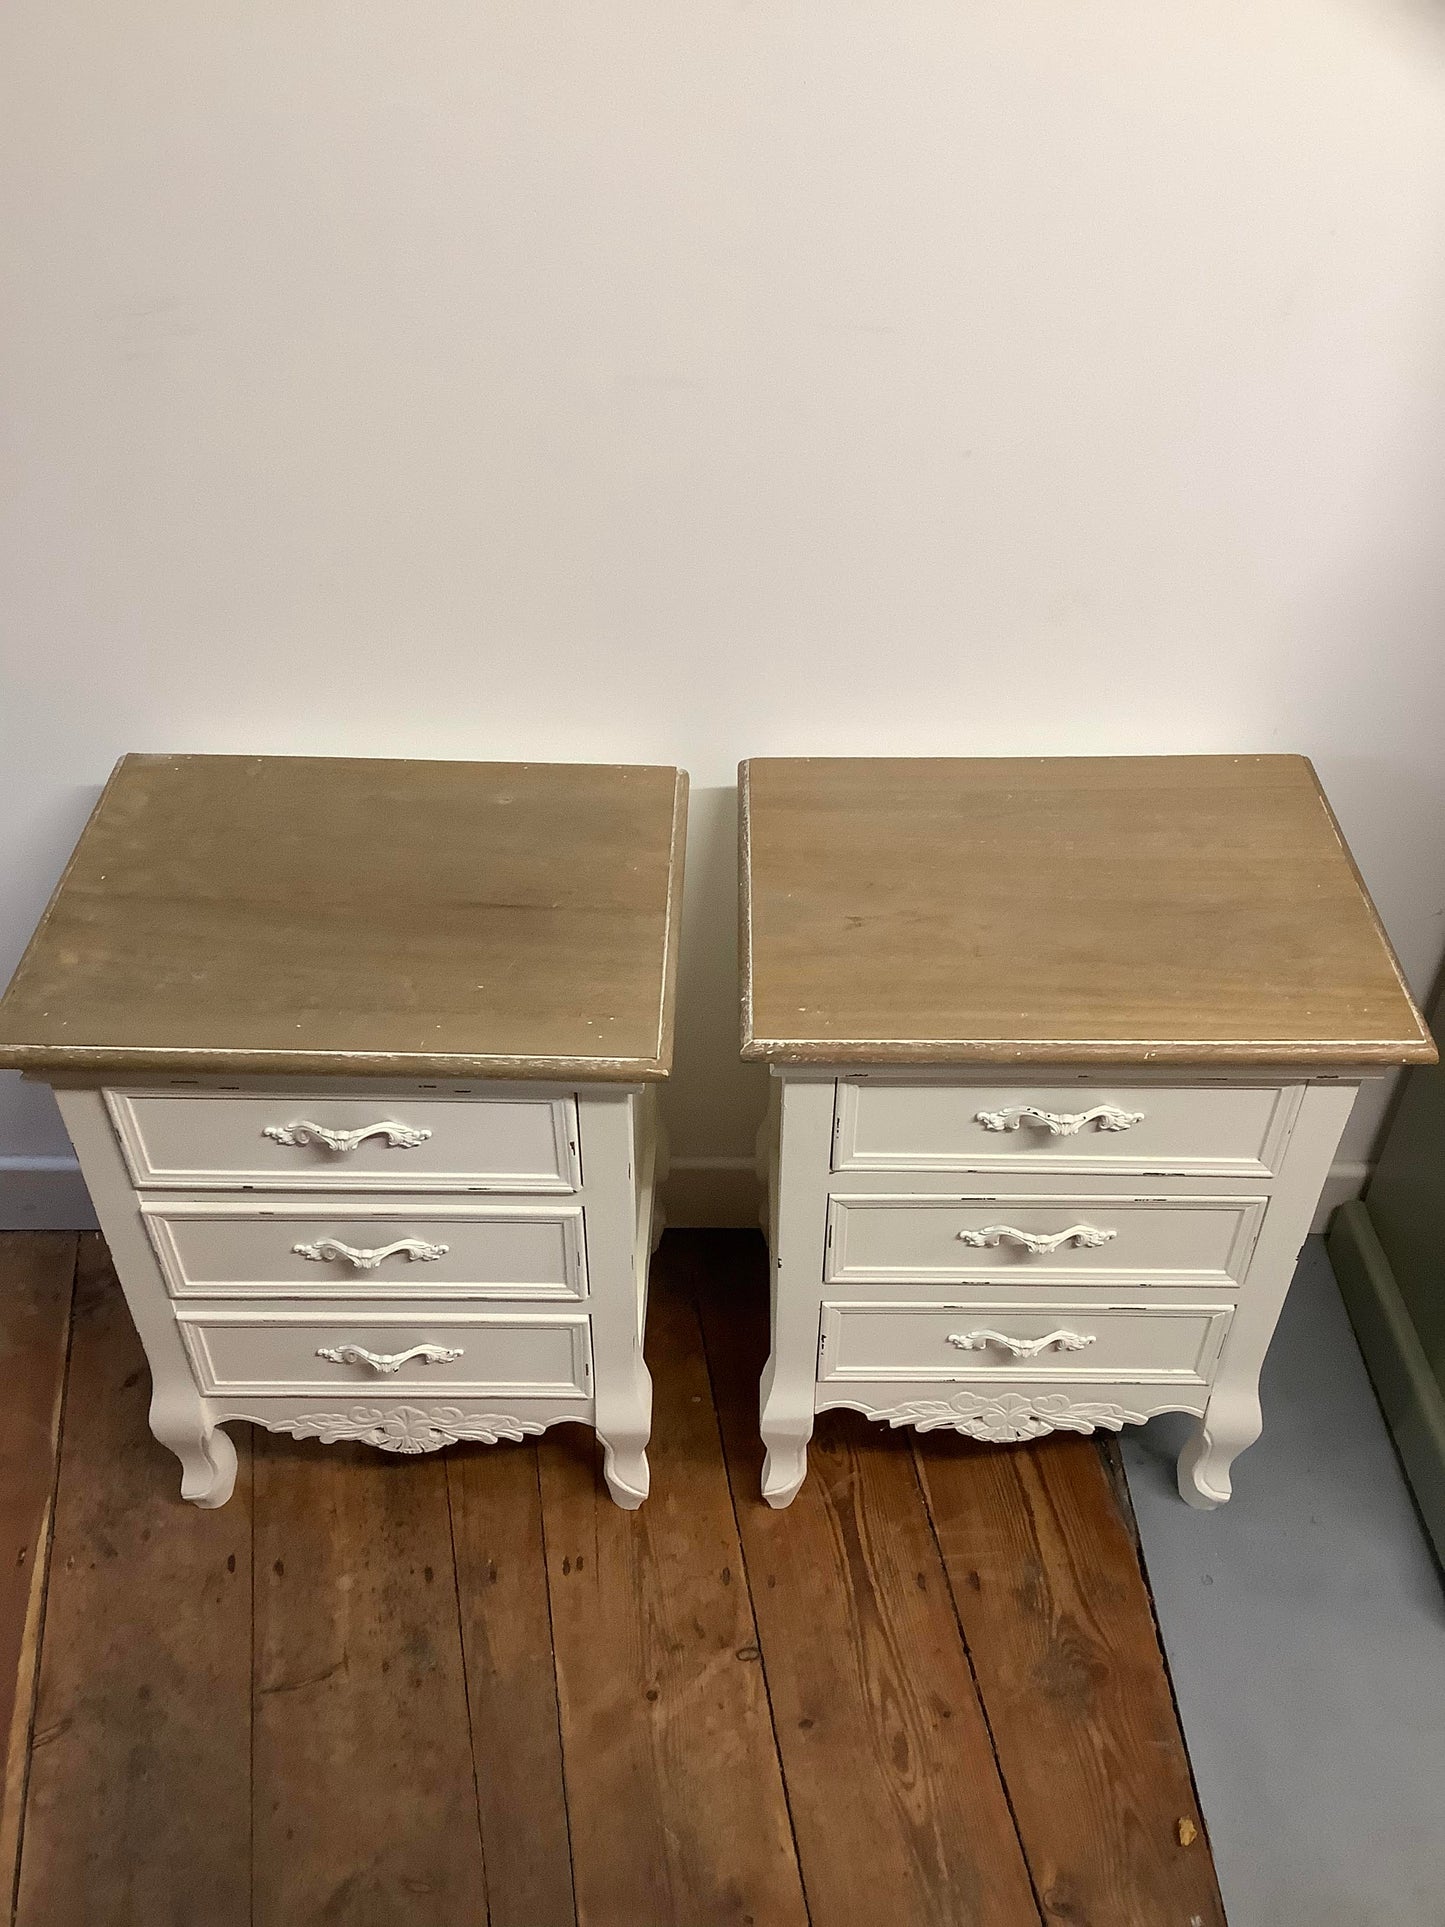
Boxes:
[3,0,1444,1221]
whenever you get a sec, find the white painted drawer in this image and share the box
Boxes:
[833,1080,1301,1178]
[825,1193,1265,1289]
[818,1299,1232,1385]
[106,1088,579,1193]
[142,1199,587,1300]
[175,1304,591,1398]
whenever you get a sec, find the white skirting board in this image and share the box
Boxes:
[0,1151,1370,1236]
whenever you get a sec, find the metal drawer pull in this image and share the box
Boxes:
[316,1343,463,1375]
[294,1238,449,1270]
[263,1120,432,1153]
[974,1104,1144,1136]
[956,1223,1116,1253]
[947,1329,1096,1358]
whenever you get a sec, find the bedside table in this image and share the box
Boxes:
[0,754,687,1509]
[739,756,1434,1508]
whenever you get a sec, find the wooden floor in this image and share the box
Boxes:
[0,1230,1224,1927]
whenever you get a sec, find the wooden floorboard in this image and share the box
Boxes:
[448,1442,577,1927]
[688,1234,1044,1927]
[13,1237,252,1927]
[0,1232,75,1919]
[252,1434,488,1927]
[0,1229,1225,1927]
[917,1430,1227,1927]
[539,1272,808,1927]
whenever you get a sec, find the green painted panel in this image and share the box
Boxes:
[1330,981,1445,1565]
[1329,1202,1445,1564]
[1364,982,1445,1377]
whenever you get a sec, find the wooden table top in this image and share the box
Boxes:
[0,755,688,1082]
[740,755,1434,1070]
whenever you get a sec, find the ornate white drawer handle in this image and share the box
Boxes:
[947,1329,1096,1358]
[956,1223,1117,1253]
[974,1105,1144,1136]
[263,1120,431,1153]
[293,1238,449,1270]
[315,1343,463,1375]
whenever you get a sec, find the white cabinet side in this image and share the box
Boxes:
[576,1086,653,1508]
[54,1085,238,1506]
[1177,1080,1358,1507]
[760,1074,835,1506]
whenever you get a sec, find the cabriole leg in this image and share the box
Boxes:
[760,1363,814,1509]
[54,1086,239,1509]
[1177,1389,1262,1509]
[759,1073,833,1507]
[152,1394,238,1508]
[577,1085,654,1510]
[598,1426,650,1509]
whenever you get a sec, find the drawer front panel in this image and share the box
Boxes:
[826,1194,1264,1288]
[144,1200,586,1300]
[107,1090,579,1193]
[834,1080,1300,1178]
[176,1306,590,1398]
[818,1300,1232,1384]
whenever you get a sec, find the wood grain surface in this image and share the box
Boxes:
[538,1281,808,1927]
[252,1435,488,1927]
[740,754,1433,1067]
[448,1443,577,1927]
[690,1236,1043,1927]
[14,1238,252,1927]
[3,1232,1227,1927]
[917,1429,1226,1927]
[0,756,688,1080]
[0,1235,75,1918]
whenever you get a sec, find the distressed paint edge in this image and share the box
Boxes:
[652,767,690,1078]
[737,758,755,1060]
[738,1034,1437,1069]
[0,1043,670,1082]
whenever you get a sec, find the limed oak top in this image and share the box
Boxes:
[740,755,1433,1070]
[0,755,688,1082]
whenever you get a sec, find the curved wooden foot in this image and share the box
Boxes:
[154,1409,238,1509]
[1177,1394,1262,1510]
[760,1356,815,1507]
[761,1438,809,1509]
[600,1433,649,1509]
